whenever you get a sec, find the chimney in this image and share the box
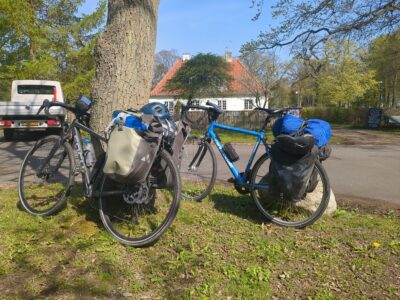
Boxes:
[225,51,233,63]
[182,53,191,62]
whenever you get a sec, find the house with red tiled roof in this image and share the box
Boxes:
[150,52,267,112]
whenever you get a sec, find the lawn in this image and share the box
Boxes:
[191,129,275,144]
[0,186,399,299]
[331,124,400,135]
[190,125,400,145]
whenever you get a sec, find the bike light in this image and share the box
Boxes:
[47,120,60,126]
[0,120,12,127]
[53,86,57,102]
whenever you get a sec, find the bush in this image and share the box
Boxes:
[301,107,369,126]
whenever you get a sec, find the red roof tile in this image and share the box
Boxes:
[150,59,264,97]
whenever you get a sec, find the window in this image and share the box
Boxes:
[244,99,254,110]
[165,101,174,112]
[17,85,54,95]
[191,100,200,106]
[217,100,227,110]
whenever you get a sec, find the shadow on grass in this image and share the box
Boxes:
[4,247,122,299]
[208,192,266,224]
[68,184,103,229]
[3,188,127,298]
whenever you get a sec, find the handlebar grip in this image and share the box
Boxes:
[206,101,223,113]
[36,99,51,115]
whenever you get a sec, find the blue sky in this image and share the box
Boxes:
[80,1,287,59]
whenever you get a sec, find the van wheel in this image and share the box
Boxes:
[3,129,14,141]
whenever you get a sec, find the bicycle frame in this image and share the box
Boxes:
[206,121,270,186]
[37,117,127,198]
[66,119,108,197]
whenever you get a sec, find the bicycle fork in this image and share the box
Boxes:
[188,140,208,171]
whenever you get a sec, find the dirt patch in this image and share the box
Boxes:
[332,128,400,145]
[336,194,400,216]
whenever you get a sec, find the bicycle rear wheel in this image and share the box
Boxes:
[18,135,75,216]
[99,149,181,247]
[250,153,330,228]
[180,135,217,201]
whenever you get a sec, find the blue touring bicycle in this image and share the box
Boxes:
[179,101,330,228]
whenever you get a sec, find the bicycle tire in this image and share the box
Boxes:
[250,153,330,228]
[180,136,217,201]
[18,135,75,216]
[99,149,181,247]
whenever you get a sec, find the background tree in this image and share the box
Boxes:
[91,0,160,134]
[245,0,400,58]
[165,53,233,102]
[286,41,378,107]
[316,41,378,107]
[0,0,106,101]
[152,49,180,88]
[240,49,289,107]
[368,30,400,107]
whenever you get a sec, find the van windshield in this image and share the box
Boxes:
[17,85,54,95]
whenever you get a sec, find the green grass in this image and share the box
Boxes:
[331,124,400,135]
[191,129,275,144]
[0,186,399,299]
[191,125,400,146]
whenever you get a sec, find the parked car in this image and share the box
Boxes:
[0,80,66,140]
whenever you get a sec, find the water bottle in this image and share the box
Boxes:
[125,115,148,131]
[82,138,96,167]
[113,114,148,132]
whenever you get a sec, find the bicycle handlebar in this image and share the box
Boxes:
[183,101,223,114]
[36,99,88,117]
[205,101,223,114]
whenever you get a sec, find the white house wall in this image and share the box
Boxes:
[149,96,267,111]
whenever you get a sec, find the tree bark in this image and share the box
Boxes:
[91,0,159,134]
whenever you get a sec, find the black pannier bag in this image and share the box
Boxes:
[270,134,318,202]
[171,120,191,167]
[318,144,332,161]
[152,119,191,188]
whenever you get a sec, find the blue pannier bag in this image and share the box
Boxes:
[303,119,331,148]
[272,114,304,137]
[273,115,331,148]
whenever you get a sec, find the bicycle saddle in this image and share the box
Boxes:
[254,107,287,116]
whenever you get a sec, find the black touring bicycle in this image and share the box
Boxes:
[18,97,181,247]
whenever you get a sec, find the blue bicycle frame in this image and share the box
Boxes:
[207,121,270,187]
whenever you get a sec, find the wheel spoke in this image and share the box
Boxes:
[99,150,181,247]
[251,154,329,228]
[180,137,216,201]
[19,136,73,216]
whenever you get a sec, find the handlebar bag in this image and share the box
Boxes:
[103,120,160,184]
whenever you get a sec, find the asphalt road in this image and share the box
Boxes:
[1,131,399,204]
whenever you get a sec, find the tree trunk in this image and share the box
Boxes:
[392,73,397,108]
[91,0,160,134]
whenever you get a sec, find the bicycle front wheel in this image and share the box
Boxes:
[180,135,217,201]
[18,135,75,216]
[99,149,181,247]
[250,153,330,228]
